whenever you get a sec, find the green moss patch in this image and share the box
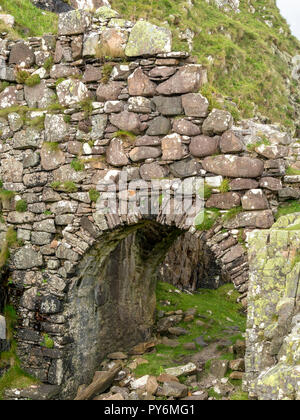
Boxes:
[275,200,300,220]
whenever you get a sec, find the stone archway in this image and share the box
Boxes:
[0,8,299,399]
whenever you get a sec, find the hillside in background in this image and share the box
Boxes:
[110,0,300,132]
[1,0,300,132]
[0,0,57,38]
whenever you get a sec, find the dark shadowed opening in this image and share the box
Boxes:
[63,220,224,397]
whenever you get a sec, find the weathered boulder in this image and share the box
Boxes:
[50,65,82,79]
[8,112,23,132]
[229,178,259,191]
[110,111,141,134]
[128,68,156,97]
[241,189,269,210]
[95,5,120,18]
[13,128,40,149]
[125,21,172,57]
[224,210,274,229]
[0,66,16,82]
[53,165,86,183]
[156,65,205,95]
[146,116,171,136]
[96,81,124,102]
[106,138,129,167]
[206,192,241,209]
[9,42,35,67]
[152,96,183,116]
[24,80,55,108]
[23,172,48,187]
[149,66,176,79]
[172,119,200,136]
[220,130,244,153]
[135,136,161,147]
[128,97,152,114]
[189,135,220,157]
[202,155,264,178]
[100,28,128,57]
[255,144,288,159]
[140,162,168,180]
[41,144,66,171]
[169,157,201,178]
[83,64,102,83]
[210,360,229,378]
[82,32,99,57]
[162,133,184,160]
[202,109,233,135]
[165,362,197,377]
[182,93,209,117]
[160,382,188,398]
[1,158,23,183]
[129,146,161,162]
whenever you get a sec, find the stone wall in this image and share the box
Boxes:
[0,8,299,397]
[245,214,300,400]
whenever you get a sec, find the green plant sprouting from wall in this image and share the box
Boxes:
[0,227,23,269]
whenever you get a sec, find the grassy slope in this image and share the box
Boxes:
[0,0,58,38]
[135,282,246,372]
[133,282,247,399]
[112,0,300,130]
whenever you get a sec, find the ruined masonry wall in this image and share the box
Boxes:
[0,8,299,389]
[246,214,300,400]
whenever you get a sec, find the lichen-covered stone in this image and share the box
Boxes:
[45,114,69,143]
[56,79,89,106]
[172,119,200,136]
[12,128,40,149]
[202,109,233,135]
[1,158,23,183]
[0,86,18,109]
[14,246,43,269]
[95,6,119,19]
[58,10,91,36]
[125,21,172,57]
[245,215,300,400]
[140,162,168,180]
